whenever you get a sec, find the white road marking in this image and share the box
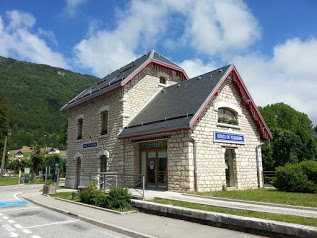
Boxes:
[0,206,41,212]
[23,219,79,229]
[13,192,22,201]
[8,220,15,223]
[2,224,15,232]
[14,224,23,229]
[0,213,3,215]
[32,236,42,238]
[22,229,32,234]
[9,232,19,237]
[2,216,9,219]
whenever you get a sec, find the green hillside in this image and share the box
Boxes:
[0,56,99,149]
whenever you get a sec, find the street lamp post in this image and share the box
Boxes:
[0,130,10,178]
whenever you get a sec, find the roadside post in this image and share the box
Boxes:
[23,167,30,184]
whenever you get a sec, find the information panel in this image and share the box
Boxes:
[214,131,245,144]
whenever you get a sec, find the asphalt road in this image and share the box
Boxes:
[0,185,130,238]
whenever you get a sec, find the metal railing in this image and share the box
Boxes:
[90,172,145,200]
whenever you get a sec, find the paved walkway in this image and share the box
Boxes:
[129,189,317,218]
[20,191,260,238]
[18,188,317,238]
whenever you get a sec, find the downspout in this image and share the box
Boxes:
[256,142,265,188]
[189,137,197,192]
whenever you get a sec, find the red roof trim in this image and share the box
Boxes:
[189,65,272,140]
[230,66,273,140]
[189,66,233,128]
[121,59,188,87]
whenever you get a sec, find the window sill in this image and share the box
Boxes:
[217,122,241,130]
[158,83,167,87]
[99,134,109,139]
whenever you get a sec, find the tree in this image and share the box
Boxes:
[30,144,44,181]
[0,92,9,173]
[259,103,317,170]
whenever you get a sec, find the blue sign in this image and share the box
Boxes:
[214,131,245,144]
[83,141,98,149]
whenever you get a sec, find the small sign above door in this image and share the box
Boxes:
[214,131,245,144]
[83,141,98,149]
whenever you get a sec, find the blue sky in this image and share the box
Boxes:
[0,0,316,125]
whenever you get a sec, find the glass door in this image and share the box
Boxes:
[147,152,156,187]
[158,151,167,188]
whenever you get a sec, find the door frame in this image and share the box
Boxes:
[141,148,168,189]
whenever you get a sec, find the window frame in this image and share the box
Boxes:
[77,118,83,140]
[100,110,108,135]
[218,107,238,125]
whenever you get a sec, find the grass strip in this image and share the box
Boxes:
[153,198,317,227]
[192,188,317,208]
[0,176,44,186]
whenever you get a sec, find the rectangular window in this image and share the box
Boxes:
[101,111,108,135]
[160,77,166,84]
[77,118,83,140]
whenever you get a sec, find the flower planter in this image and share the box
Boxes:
[43,185,56,194]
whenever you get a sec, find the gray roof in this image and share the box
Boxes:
[61,50,186,111]
[118,65,232,138]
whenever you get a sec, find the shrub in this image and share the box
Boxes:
[273,160,317,193]
[106,186,132,211]
[91,191,108,208]
[78,183,99,204]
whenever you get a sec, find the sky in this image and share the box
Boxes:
[0,0,316,125]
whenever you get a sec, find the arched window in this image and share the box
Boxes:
[218,108,238,125]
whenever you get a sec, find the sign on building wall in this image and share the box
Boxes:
[214,131,245,144]
[83,141,98,149]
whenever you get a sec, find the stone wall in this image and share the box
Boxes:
[190,78,263,192]
[65,89,125,188]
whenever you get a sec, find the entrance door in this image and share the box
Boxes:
[143,150,167,189]
[225,149,235,187]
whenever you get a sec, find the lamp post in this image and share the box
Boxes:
[0,130,11,178]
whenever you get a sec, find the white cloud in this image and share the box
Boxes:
[73,0,259,77]
[233,38,317,125]
[163,0,260,57]
[178,58,217,78]
[63,0,88,18]
[0,10,68,69]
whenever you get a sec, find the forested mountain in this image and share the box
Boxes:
[0,56,99,150]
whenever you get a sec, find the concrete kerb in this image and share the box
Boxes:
[183,193,317,212]
[20,195,155,238]
[132,200,317,238]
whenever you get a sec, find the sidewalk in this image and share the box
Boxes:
[20,189,317,238]
[129,189,317,218]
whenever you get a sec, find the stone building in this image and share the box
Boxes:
[61,50,272,192]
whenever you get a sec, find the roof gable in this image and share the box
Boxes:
[119,65,272,140]
[61,50,187,111]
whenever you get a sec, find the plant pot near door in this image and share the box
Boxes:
[43,181,56,195]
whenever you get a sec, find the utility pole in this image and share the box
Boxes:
[0,135,8,177]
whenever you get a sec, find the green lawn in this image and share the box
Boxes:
[192,188,317,207]
[154,199,317,227]
[50,191,79,201]
[0,176,45,186]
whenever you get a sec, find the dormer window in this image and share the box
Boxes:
[160,77,166,84]
[218,108,238,125]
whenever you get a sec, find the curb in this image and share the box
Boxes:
[21,195,155,238]
[183,193,317,212]
[132,200,317,238]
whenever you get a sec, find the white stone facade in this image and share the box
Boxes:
[65,63,265,192]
